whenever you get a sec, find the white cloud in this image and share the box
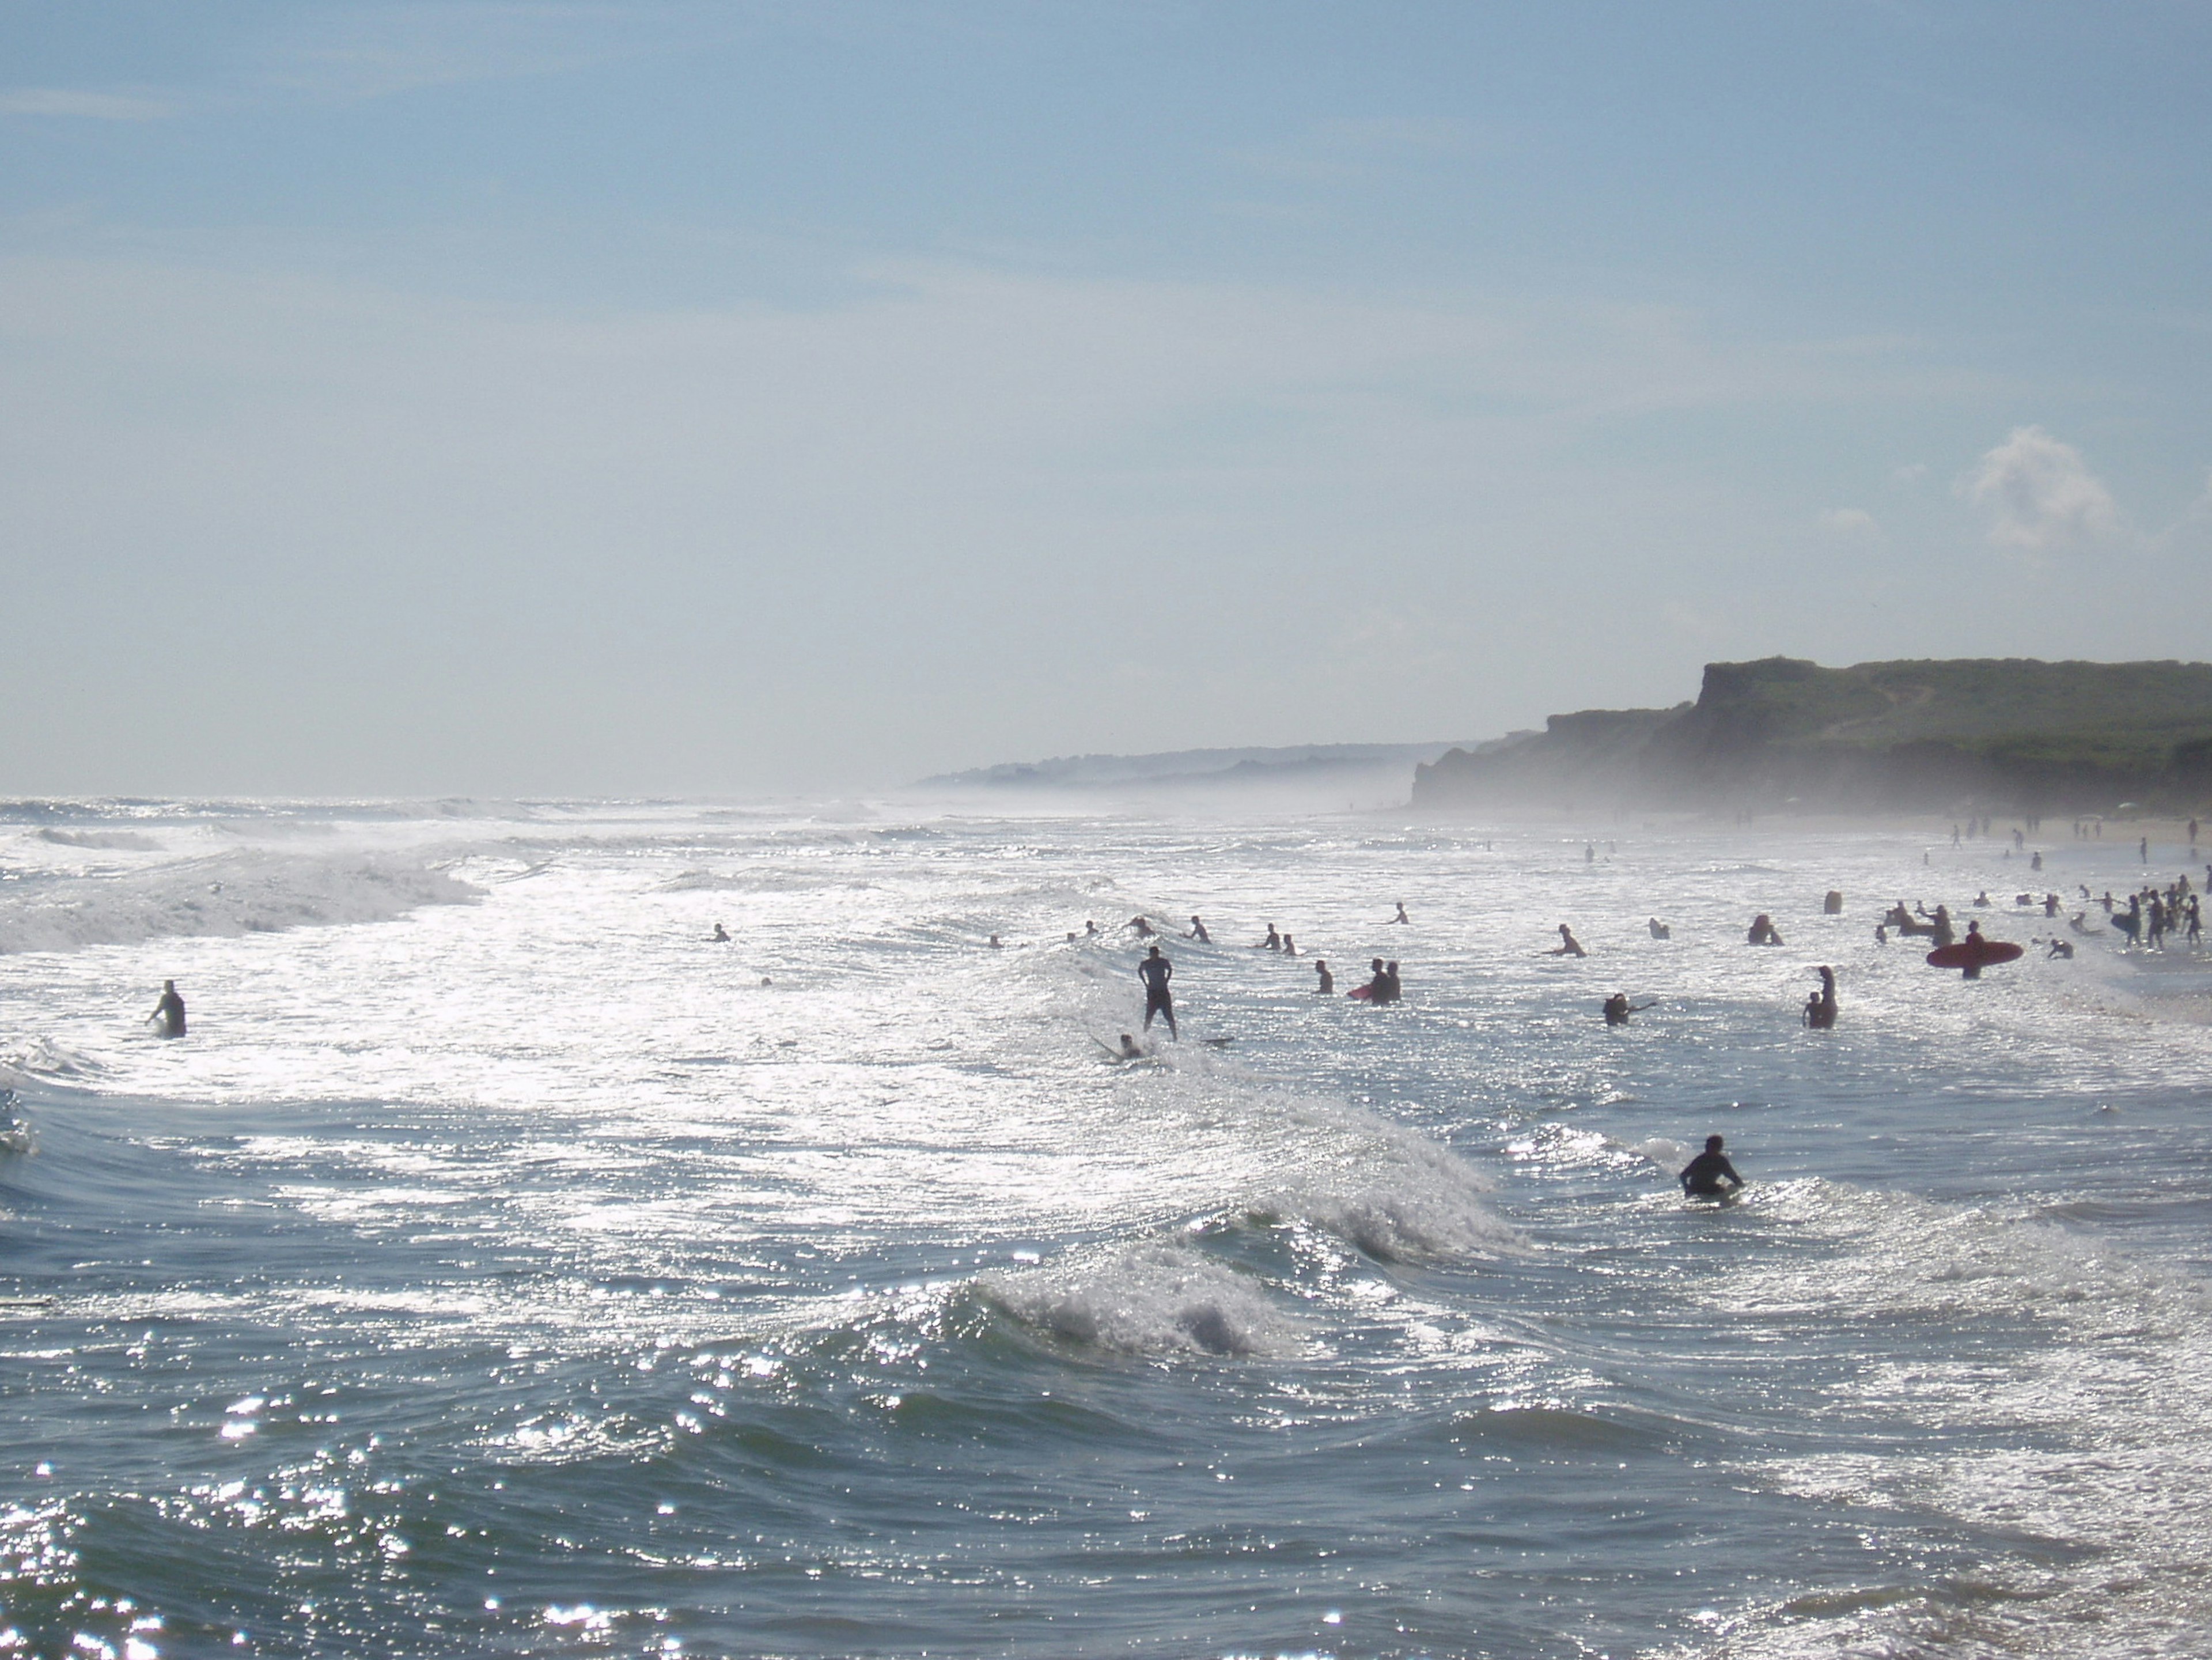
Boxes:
[1957,425,2118,553]
[1821,507,1881,537]
[0,88,174,120]
[1890,462,1928,483]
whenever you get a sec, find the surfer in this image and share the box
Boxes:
[1314,959,1334,995]
[1258,924,1281,951]
[1747,914,1784,947]
[1128,915,1155,938]
[1648,917,1671,940]
[1381,961,1403,1003]
[1804,966,1838,1030]
[1603,992,1654,1026]
[1549,924,1587,958]
[151,980,186,1038]
[1118,1033,1145,1059]
[1085,920,1099,937]
[1281,933,1297,956]
[1187,916,1211,943]
[711,922,729,942]
[1137,946,1177,1039]
[988,934,1003,949]
[1392,902,1411,925]
[1679,1135,1743,1198]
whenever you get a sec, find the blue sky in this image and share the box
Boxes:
[4,2,2209,794]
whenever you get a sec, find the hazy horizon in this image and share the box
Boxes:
[7,3,2210,797]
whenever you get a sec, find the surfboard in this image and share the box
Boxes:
[1347,985,1374,1001]
[1926,939,2024,970]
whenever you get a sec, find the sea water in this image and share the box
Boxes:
[3,800,2211,1659]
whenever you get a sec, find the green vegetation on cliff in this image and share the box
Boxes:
[1415,657,2212,813]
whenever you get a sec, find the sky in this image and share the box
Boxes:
[3,1,2210,797]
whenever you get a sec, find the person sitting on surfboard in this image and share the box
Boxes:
[1281,933,1297,956]
[1314,959,1334,995]
[1187,916,1211,943]
[1137,946,1177,1039]
[1680,1135,1743,1198]
[1392,902,1410,925]
[151,980,186,1038]
[1548,924,1586,958]
[1804,966,1838,1030]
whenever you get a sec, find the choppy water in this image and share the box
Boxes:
[3,800,2211,1659]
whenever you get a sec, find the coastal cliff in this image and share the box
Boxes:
[1413,657,2212,814]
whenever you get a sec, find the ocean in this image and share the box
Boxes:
[3,799,2210,1659]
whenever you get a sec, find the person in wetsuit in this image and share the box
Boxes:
[1747,914,1784,947]
[1549,924,1586,958]
[1604,992,1654,1025]
[151,980,186,1038]
[1188,916,1211,943]
[711,922,730,942]
[1804,966,1838,1030]
[1314,959,1334,995]
[1679,1135,1743,1197]
[1392,902,1410,925]
[1137,945,1177,1039]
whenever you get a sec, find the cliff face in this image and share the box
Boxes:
[1414,657,2212,813]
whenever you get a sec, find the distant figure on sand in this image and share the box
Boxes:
[1314,959,1334,995]
[1392,902,1411,925]
[1747,914,1784,947]
[1137,946,1177,1039]
[151,980,186,1038]
[1680,1135,1744,1198]
[1187,916,1211,943]
[1550,924,1586,958]
[1603,992,1654,1026]
[1804,966,1838,1030]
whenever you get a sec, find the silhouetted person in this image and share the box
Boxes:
[1392,902,1410,925]
[1259,924,1281,951]
[1118,1033,1144,1059]
[1648,917,1671,940]
[1314,959,1334,995]
[1381,961,1403,1003]
[1187,916,1211,943]
[1550,924,1586,958]
[1128,915,1154,937]
[151,981,186,1039]
[711,922,729,942]
[1604,992,1654,1025]
[1747,914,1783,946]
[1137,945,1177,1039]
[1680,1135,1743,1198]
[1804,966,1838,1030]
[1281,933,1297,956]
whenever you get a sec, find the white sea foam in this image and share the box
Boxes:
[982,1243,1303,1358]
[0,851,479,954]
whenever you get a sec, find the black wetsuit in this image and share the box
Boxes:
[1679,1151,1742,1197]
[154,989,186,1038]
[1137,954,1176,1036]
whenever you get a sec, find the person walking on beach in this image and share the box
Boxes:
[1679,1135,1743,1197]
[1137,946,1177,1039]
[150,980,186,1038]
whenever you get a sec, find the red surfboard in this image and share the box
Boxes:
[1348,985,1374,1001]
[1926,938,2024,971]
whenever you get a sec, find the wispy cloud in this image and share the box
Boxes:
[1957,425,2118,553]
[0,88,175,120]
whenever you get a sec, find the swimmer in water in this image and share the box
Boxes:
[1603,992,1654,1025]
[1392,902,1410,925]
[1118,1033,1145,1059]
[1679,1135,1744,1198]
[1314,959,1334,995]
[1648,917,1671,940]
[1380,961,1402,1003]
[150,980,186,1039]
[1137,945,1177,1039]
[1804,966,1838,1030]
[1258,924,1281,951]
[1128,915,1154,938]
[2047,939,2074,959]
[1187,916,1211,943]
[1548,924,1586,958]
[1085,920,1099,937]
[711,922,729,942]
[988,934,1003,948]
[1281,933,1296,956]
[1747,914,1783,947]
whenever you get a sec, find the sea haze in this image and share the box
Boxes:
[3,800,2211,1658]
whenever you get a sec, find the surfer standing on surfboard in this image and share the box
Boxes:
[1137,946,1177,1039]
